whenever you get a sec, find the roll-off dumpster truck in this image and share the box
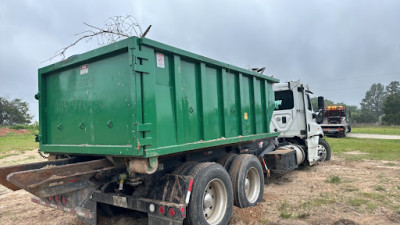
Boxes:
[0,37,330,225]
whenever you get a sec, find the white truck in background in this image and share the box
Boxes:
[271,81,331,166]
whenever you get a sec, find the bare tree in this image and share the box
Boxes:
[46,15,151,62]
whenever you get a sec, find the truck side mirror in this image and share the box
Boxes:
[316,111,324,124]
[318,96,324,111]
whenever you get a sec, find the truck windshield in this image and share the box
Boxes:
[275,90,294,110]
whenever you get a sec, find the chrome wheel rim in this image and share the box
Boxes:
[318,144,327,161]
[245,167,260,203]
[202,178,227,224]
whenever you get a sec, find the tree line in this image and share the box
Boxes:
[0,97,32,126]
[1,81,399,126]
[312,81,400,125]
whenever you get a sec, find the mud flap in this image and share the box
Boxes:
[157,174,193,204]
[79,199,98,225]
[31,188,98,225]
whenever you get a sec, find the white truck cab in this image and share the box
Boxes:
[271,81,330,165]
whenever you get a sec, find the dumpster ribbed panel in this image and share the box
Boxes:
[38,37,279,157]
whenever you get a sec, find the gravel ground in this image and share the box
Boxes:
[1,150,400,225]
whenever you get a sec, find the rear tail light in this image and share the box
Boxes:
[61,196,67,205]
[180,206,185,218]
[159,206,165,214]
[168,208,175,217]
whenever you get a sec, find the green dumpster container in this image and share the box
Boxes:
[37,37,279,158]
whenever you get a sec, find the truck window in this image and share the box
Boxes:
[306,94,312,111]
[275,90,294,110]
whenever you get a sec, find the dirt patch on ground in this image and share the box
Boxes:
[230,158,400,225]
[0,149,45,196]
[344,151,369,155]
[1,152,399,225]
[347,133,400,140]
[0,128,30,136]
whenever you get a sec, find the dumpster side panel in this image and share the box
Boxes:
[38,37,279,157]
[140,38,279,157]
[224,71,240,138]
[154,52,178,148]
[38,42,141,156]
[181,59,202,143]
[202,66,223,141]
[44,52,133,146]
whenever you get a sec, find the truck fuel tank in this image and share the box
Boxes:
[263,144,306,174]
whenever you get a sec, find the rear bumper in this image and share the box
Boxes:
[322,127,345,135]
[31,196,95,219]
[32,192,186,225]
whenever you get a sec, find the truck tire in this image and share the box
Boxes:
[229,154,264,208]
[318,139,331,161]
[185,162,233,225]
[217,153,238,171]
[172,161,198,175]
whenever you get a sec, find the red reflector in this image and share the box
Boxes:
[169,208,175,217]
[188,179,194,192]
[69,178,79,183]
[159,206,165,214]
[180,206,185,218]
[61,196,67,205]
[54,195,59,203]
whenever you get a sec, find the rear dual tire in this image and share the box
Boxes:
[183,154,264,224]
[184,163,233,225]
[229,154,264,208]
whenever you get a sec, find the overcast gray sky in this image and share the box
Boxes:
[1,0,400,121]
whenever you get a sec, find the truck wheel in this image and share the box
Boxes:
[229,154,264,208]
[318,139,331,161]
[185,163,233,225]
[217,153,238,171]
[172,161,198,175]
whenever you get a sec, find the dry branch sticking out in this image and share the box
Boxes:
[45,15,151,62]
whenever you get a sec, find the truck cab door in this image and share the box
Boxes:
[304,93,320,164]
[270,90,296,135]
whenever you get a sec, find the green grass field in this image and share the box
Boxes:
[351,126,400,135]
[0,132,38,155]
[0,126,399,163]
[326,137,400,161]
